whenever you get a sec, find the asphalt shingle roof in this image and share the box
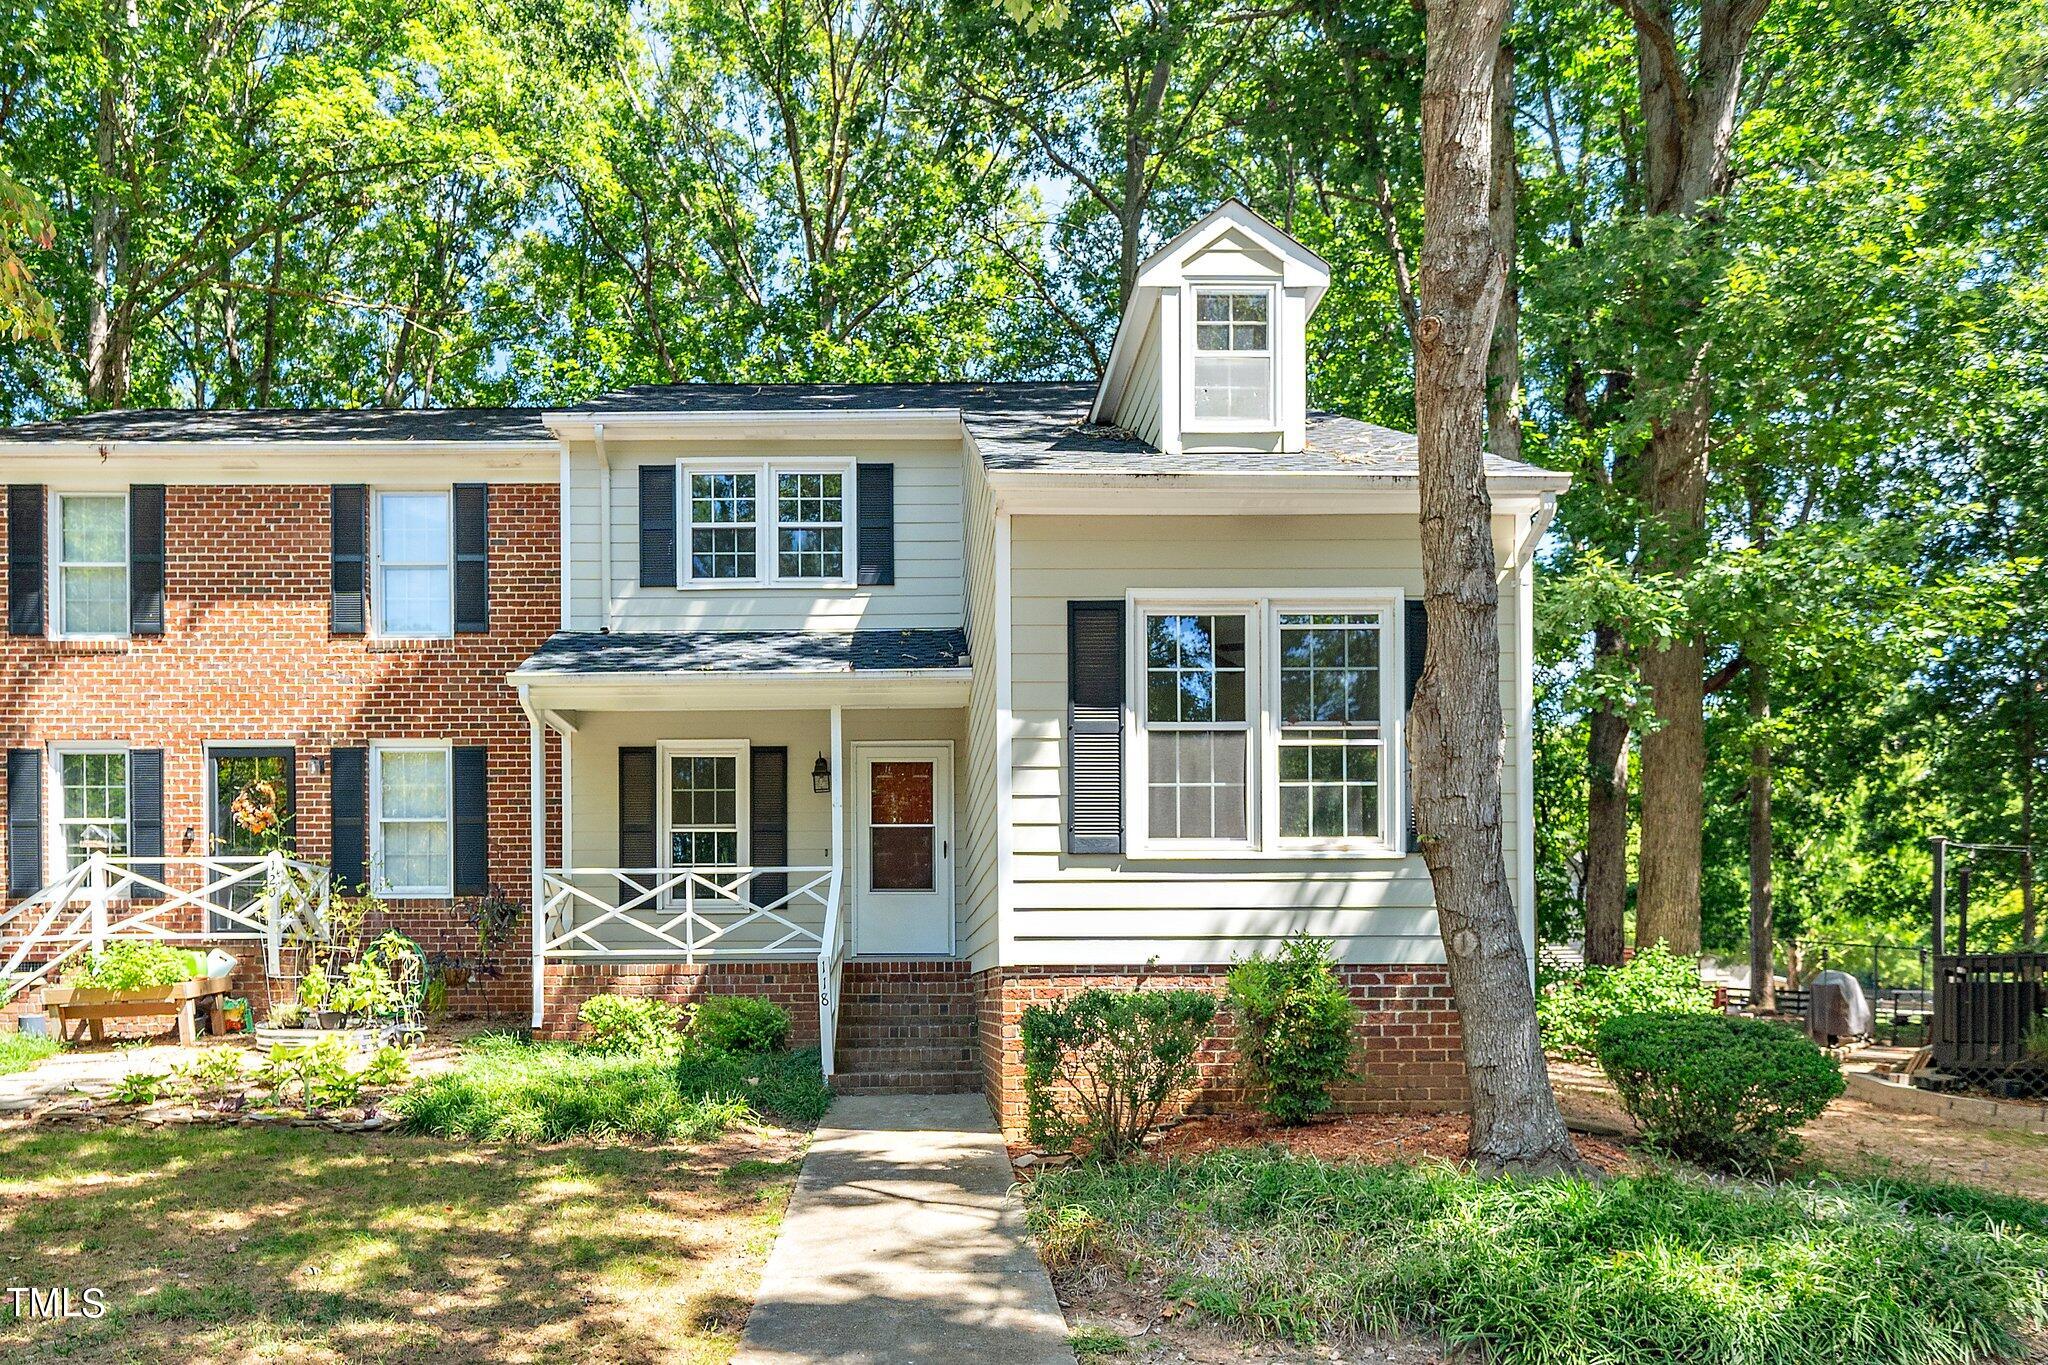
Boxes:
[0,406,552,444]
[515,628,970,677]
[0,382,1557,483]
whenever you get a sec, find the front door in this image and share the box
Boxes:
[853,744,953,956]
[207,747,295,933]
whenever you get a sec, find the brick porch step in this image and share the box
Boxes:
[829,959,980,1096]
[832,1070,982,1096]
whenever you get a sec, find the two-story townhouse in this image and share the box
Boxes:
[0,202,1568,1134]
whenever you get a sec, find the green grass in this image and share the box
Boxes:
[0,1121,799,1362]
[0,1032,60,1075]
[391,1033,830,1143]
[1026,1149,2048,1365]
[1069,1324,1131,1359]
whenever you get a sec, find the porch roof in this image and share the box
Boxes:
[514,628,970,678]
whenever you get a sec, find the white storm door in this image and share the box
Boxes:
[852,744,954,956]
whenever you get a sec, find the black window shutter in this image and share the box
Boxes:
[6,749,41,894]
[128,748,165,899]
[639,466,677,587]
[454,483,489,633]
[329,746,368,894]
[1404,598,1428,854]
[129,485,166,636]
[330,485,368,635]
[453,745,488,895]
[856,463,895,586]
[1066,600,1126,855]
[8,485,44,636]
[749,746,788,909]
[619,746,657,868]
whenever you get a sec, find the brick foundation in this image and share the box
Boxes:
[0,482,560,1027]
[538,960,823,1042]
[972,964,1469,1141]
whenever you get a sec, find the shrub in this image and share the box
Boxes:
[1021,988,1217,1159]
[172,1049,247,1097]
[62,941,193,992]
[1226,936,1359,1126]
[1594,1011,1843,1171]
[254,1036,361,1112]
[362,1044,413,1087]
[1537,944,1714,1061]
[686,996,792,1055]
[579,994,685,1053]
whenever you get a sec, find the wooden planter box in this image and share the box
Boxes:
[44,974,234,1046]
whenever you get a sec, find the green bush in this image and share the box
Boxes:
[1537,944,1714,1061]
[686,995,792,1055]
[674,1046,832,1124]
[61,941,194,992]
[1226,936,1358,1125]
[1021,988,1217,1159]
[1594,1011,1844,1171]
[1025,1148,2048,1364]
[393,1034,744,1142]
[578,994,685,1053]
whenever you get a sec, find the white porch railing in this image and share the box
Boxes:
[536,864,849,1073]
[0,852,332,1002]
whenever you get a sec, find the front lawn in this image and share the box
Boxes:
[0,1031,61,1075]
[391,1033,831,1142]
[0,1122,803,1363]
[1027,1149,2048,1365]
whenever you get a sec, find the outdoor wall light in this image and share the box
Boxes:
[811,753,832,794]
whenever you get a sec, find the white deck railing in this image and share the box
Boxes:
[0,852,332,1001]
[537,863,849,1073]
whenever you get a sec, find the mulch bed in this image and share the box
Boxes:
[1146,1111,1637,1173]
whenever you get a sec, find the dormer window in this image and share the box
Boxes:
[1189,287,1273,425]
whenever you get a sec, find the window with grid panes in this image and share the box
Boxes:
[1276,612,1383,841]
[1143,613,1249,841]
[775,471,845,579]
[689,473,758,580]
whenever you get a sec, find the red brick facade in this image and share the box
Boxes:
[537,960,822,1042]
[972,964,1469,1141]
[0,482,562,1022]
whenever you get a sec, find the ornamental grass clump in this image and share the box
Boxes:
[1593,1011,1843,1172]
[1021,987,1217,1159]
[1024,1149,2048,1364]
[1226,935,1359,1125]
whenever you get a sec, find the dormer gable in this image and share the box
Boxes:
[1090,200,1331,455]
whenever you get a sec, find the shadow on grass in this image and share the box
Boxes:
[0,1123,800,1363]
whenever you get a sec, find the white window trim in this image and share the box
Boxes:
[1264,590,1406,856]
[369,740,454,898]
[657,740,751,900]
[49,492,129,641]
[48,743,131,876]
[1126,595,1263,858]
[1123,588,1410,861]
[1182,281,1277,433]
[370,487,455,640]
[676,458,856,589]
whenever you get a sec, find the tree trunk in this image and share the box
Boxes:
[1486,40,1522,464]
[1747,659,1775,1009]
[1412,0,1579,1174]
[85,0,137,409]
[1619,0,1772,956]
[1584,624,1629,966]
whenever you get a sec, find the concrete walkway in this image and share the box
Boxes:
[0,1042,214,1116]
[736,1093,1074,1365]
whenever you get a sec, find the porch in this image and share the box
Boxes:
[513,628,974,1078]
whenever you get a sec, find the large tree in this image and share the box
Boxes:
[1411,0,1580,1172]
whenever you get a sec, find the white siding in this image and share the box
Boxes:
[1122,319,1163,448]
[1003,512,1527,967]
[560,435,966,632]
[957,454,1002,971]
